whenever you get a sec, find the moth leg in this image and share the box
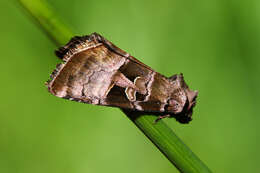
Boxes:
[154,114,171,123]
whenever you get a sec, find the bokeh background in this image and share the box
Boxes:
[1,0,260,172]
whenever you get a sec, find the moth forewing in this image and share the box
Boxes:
[47,33,198,123]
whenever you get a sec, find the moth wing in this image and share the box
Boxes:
[47,33,171,113]
[47,41,127,104]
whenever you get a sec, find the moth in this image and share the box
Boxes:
[46,33,198,123]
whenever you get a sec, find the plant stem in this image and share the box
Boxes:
[18,0,74,46]
[17,0,212,172]
[124,111,211,173]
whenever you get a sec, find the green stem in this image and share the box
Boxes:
[17,0,212,172]
[125,112,211,173]
[18,0,74,45]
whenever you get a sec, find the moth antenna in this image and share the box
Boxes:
[154,114,171,123]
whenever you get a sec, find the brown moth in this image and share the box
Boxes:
[46,33,198,123]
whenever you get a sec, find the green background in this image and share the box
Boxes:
[1,0,260,172]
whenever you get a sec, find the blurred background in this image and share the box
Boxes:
[1,0,260,172]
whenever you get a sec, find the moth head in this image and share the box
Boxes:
[167,73,198,123]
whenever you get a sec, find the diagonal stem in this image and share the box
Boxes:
[17,0,74,46]
[17,0,212,172]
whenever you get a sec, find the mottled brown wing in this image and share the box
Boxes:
[47,33,172,112]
